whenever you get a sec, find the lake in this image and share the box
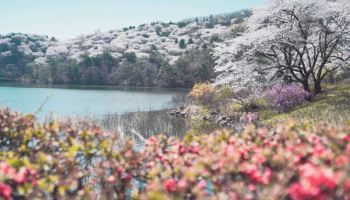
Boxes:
[0,84,186,119]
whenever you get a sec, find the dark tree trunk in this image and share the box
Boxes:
[302,81,310,93]
[314,80,322,94]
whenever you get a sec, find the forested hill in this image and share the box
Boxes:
[0,10,251,88]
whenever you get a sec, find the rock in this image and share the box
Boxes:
[219,120,228,126]
[169,110,178,116]
[211,111,218,116]
[169,109,187,118]
[203,116,211,121]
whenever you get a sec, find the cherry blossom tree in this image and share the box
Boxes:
[214,0,350,94]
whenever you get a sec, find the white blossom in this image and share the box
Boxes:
[214,0,350,94]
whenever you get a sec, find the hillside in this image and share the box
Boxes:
[178,83,350,134]
[261,85,350,126]
[0,10,251,87]
[0,33,52,81]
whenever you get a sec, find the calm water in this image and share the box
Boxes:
[0,84,185,119]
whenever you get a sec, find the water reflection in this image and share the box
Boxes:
[101,110,188,141]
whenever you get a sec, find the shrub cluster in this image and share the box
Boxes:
[188,83,237,107]
[0,108,350,199]
[188,83,215,106]
[265,83,311,112]
[213,85,235,103]
[128,122,350,199]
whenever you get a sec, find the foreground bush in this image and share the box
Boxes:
[0,108,123,199]
[0,108,350,199]
[265,83,311,112]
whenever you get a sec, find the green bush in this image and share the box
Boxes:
[213,85,235,103]
[179,39,187,49]
[122,52,137,63]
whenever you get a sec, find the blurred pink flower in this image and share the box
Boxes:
[0,183,12,200]
[164,178,177,192]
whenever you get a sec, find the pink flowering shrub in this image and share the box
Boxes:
[0,108,121,199]
[265,83,311,112]
[240,112,259,124]
[0,107,350,199]
[0,163,38,200]
[131,122,350,199]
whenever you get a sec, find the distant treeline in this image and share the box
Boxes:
[0,45,215,88]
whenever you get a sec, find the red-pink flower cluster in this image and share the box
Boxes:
[0,162,38,200]
[0,107,349,199]
[288,163,340,199]
[121,122,350,199]
[0,183,12,200]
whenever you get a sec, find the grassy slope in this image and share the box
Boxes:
[260,85,350,126]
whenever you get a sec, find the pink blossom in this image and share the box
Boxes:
[197,180,207,190]
[252,154,266,164]
[178,145,187,155]
[262,168,272,184]
[189,142,200,154]
[145,136,158,145]
[335,156,348,168]
[164,178,177,192]
[12,168,28,184]
[288,182,320,200]
[107,175,116,183]
[177,179,187,191]
[146,161,155,168]
[228,136,236,145]
[31,179,38,186]
[116,166,124,174]
[344,180,350,190]
[225,144,235,155]
[346,143,350,153]
[122,173,132,182]
[0,183,12,200]
[240,112,259,124]
[313,144,326,156]
[288,163,340,199]
[341,134,350,143]
[249,183,256,191]
[184,158,192,167]
[265,84,310,112]
[0,163,15,177]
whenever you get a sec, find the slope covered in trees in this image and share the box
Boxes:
[0,33,52,82]
[0,10,251,88]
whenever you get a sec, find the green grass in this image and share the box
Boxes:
[260,85,350,126]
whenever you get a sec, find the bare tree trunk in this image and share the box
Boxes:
[314,80,322,94]
[302,81,310,93]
